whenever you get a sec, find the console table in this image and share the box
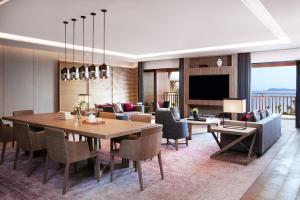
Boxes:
[184,118,220,140]
[209,126,257,165]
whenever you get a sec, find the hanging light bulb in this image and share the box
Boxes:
[79,15,86,80]
[70,18,77,80]
[99,9,109,79]
[89,12,96,79]
[61,21,69,81]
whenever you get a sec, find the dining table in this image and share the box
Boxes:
[3,112,160,179]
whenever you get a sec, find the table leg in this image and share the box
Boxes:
[210,132,222,148]
[188,123,192,140]
[247,133,257,160]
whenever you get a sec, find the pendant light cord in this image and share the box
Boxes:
[72,19,76,67]
[63,21,68,68]
[82,16,85,65]
[91,13,95,65]
[103,11,106,64]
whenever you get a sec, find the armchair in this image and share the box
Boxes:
[155,110,188,150]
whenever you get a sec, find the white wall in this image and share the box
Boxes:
[143,59,179,69]
[251,48,300,63]
[0,45,59,116]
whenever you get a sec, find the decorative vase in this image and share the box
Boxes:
[217,58,223,67]
[193,111,198,119]
[76,110,81,121]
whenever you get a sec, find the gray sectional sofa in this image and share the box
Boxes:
[221,114,282,156]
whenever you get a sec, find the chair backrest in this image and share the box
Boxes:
[120,126,163,161]
[131,114,152,123]
[13,110,33,116]
[44,127,67,163]
[155,110,175,126]
[13,122,31,150]
[100,112,116,119]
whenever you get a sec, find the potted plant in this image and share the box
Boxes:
[73,100,87,120]
[191,108,199,119]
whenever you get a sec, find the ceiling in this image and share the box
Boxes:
[0,0,299,62]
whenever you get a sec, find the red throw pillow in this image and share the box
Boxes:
[123,102,134,112]
[239,113,251,121]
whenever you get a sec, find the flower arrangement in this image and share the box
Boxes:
[191,107,199,119]
[73,100,87,120]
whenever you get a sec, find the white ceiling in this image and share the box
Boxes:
[0,0,299,62]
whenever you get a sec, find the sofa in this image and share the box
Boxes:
[95,103,144,120]
[221,114,282,156]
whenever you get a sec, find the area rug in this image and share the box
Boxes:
[0,120,295,200]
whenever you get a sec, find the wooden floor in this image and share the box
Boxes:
[242,120,300,200]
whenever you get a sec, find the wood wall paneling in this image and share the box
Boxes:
[4,47,34,115]
[157,72,170,102]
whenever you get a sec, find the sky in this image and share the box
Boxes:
[251,66,296,91]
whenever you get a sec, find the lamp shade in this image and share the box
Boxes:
[223,98,246,113]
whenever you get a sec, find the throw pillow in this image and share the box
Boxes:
[112,103,123,113]
[260,110,267,120]
[239,113,251,121]
[170,107,180,121]
[123,102,134,112]
[253,111,261,122]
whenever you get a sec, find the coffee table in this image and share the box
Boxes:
[209,126,257,165]
[184,118,220,140]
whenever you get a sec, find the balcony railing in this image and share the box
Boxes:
[251,93,296,115]
[164,92,179,108]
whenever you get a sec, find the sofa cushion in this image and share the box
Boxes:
[260,110,267,120]
[266,109,272,117]
[253,111,261,122]
[113,102,123,113]
[95,103,112,109]
[123,102,134,112]
[170,107,180,121]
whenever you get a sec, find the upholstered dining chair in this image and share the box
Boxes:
[43,127,100,194]
[13,122,46,177]
[0,120,13,164]
[13,109,44,132]
[110,126,164,191]
[155,110,188,151]
[100,112,117,119]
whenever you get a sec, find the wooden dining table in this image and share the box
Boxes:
[3,112,160,178]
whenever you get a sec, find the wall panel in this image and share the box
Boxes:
[0,46,3,116]
[34,50,59,113]
[3,47,34,115]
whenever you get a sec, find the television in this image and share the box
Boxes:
[189,75,229,100]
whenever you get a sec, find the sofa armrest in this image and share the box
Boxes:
[133,105,144,113]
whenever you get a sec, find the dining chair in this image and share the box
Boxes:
[13,110,44,132]
[0,120,13,164]
[43,127,100,194]
[110,126,164,191]
[13,122,46,177]
[131,114,152,123]
[100,112,117,119]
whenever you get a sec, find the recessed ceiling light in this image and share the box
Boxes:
[0,0,10,6]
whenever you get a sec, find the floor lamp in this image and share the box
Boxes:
[223,98,247,130]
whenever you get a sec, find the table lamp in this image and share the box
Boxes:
[223,98,247,129]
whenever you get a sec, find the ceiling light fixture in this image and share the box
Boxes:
[70,18,77,80]
[0,0,10,6]
[61,21,68,81]
[99,9,109,79]
[79,15,87,80]
[88,12,96,79]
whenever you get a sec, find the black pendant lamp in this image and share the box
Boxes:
[61,21,69,81]
[89,12,96,79]
[79,16,86,80]
[99,9,109,79]
[70,18,77,80]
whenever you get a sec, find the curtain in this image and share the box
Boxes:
[137,62,144,103]
[237,53,251,112]
[179,58,184,118]
[296,61,300,128]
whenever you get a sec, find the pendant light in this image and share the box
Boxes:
[61,21,68,81]
[89,12,96,79]
[70,18,77,80]
[99,9,109,79]
[79,16,86,80]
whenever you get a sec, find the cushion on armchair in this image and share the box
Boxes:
[113,103,124,113]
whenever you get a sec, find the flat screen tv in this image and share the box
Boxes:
[189,75,229,100]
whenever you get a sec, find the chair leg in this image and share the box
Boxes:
[137,161,144,191]
[158,152,164,180]
[12,140,15,147]
[0,142,7,164]
[167,139,169,145]
[13,146,20,170]
[175,139,179,151]
[110,154,114,182]
[43,154,49,184]
[79,135,82,141]
[95,156,100,182]
[133,161,137,172]
[27,150,34,177]
[186,137,189,147]
[72,133,75,141]
[63,163,70,195]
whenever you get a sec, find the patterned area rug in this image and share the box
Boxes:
[0,120,294,200]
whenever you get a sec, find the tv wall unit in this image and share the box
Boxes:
[183,55,238,117]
